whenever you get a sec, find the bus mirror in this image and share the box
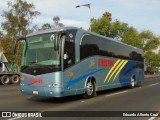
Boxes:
[13,37,26,55]
[54,32,66,51]
[54,34,59,51]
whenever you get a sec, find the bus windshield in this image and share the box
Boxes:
[24,33,61,67]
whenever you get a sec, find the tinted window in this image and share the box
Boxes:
[80,34,143,62]
[64,30,77,69]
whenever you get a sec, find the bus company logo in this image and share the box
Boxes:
[50,34,55,41]
[89,59,95,68]
[28,79,43,84]
[98,59,114,67]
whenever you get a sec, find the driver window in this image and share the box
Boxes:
[64,41,75,69]
[63,30,77,70]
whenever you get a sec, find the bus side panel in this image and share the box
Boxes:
[118,61,144,86]
[118,61,136,86]
[62,56,144,97]
[63,56,100,96]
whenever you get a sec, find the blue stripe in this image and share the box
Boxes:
[65,68,104,89]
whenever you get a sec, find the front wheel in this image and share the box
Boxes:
[83,79,96,98]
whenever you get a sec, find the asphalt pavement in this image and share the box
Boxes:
[0,76,160,120]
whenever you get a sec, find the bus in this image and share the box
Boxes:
[15,27,144,98]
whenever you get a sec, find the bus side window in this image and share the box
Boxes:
[80,35,99,60]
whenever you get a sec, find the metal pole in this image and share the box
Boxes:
[89,5,92,32]
[76,3,92,32]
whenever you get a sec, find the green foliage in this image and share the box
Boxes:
[145,51,160,67]
[0,37,24,66]
[121,27,143,49]
[53,16,64,28]
[139,30,160,52]
[1,0,40,66]
[110,19,128,40]
[41,23,52,30]
[91,12,112,37]
[1,0,40,39]
[0,31,3,38]
[40,16,64,30]
[91,11,160,68]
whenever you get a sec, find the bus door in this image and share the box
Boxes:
[62,30,77,95]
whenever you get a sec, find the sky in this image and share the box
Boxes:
[0,0,160,36]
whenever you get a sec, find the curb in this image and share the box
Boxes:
[145,74,160,78]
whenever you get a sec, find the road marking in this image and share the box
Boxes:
[106,91,128,97]
[7,117,21,120]
[148,110,160,120]
[149,83,159,87]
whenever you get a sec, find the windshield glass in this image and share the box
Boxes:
[24,32,61,67]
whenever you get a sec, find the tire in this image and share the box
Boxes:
[130,76,136,88]
[0,75,10,85]
[83,78,96,98]
[11,75,20,84]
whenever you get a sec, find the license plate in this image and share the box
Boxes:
[33,91,39,95]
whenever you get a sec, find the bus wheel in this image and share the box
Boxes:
[83,78,96,98]
[11,75,20,84]
[0,75,10,85]
[130,76,136,88]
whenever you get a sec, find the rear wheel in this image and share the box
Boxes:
[11,75,20,84]
[130,76,136,88]
[83,78,96,98]
[0,75,10,85]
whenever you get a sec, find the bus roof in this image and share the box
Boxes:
[27,26,143,53]
[26,26,78,37]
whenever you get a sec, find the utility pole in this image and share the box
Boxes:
[76,3,92,32]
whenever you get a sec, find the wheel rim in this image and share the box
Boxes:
[4,77,10,84]
[86,81,94,96]
[13,77,19,82]
[131,77,135,87]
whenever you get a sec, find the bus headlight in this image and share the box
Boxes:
[20,83,25,86]
[48,83,62,87]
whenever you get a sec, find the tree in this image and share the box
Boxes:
[121,27,143,49]
[1,0,40,39]
[139,30,160,53]
[91,12,112,37]
[139,30,160,68]
[53,16,64,28]
[102,12,112,21]
[1,0,40,66]
[0,31,3,38]
[111,19,129,40]
[40,16,64,30]
[90,11,160,69]
[41,23,51,30]
[145,51,160,68]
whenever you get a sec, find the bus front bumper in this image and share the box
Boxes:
[20,85,64,97]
